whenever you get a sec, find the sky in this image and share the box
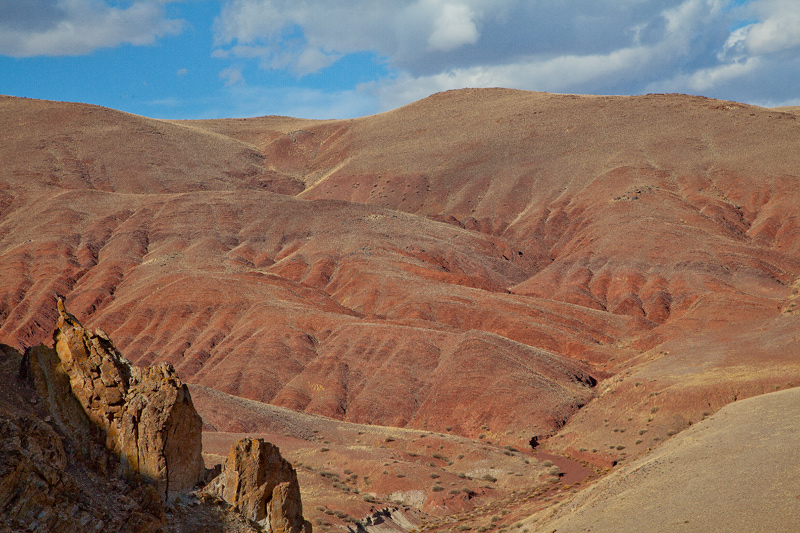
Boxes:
[1,0,799,120]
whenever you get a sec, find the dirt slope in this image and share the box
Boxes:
[2,89,800,468]
[531,386,800,532]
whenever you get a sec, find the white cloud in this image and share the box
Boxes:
[734,1,800,55]
[428,3,480,52]
[655,56,762,92]
[220,65,245,86]
[176,67,189,77]
[213,0,800,116]
[363,46,654,111]
[0,0,183,57]
[211,83,381,120]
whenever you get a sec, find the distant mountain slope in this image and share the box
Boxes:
[0,95,303,195]
[1,90,799,460]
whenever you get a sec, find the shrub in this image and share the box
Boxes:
[430,473,440,479]
[482,474,497,482]
[542,460,553,467]
[432,486,445,492]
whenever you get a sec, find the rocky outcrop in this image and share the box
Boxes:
[6,301,311,531]
[207,437,312,533]
[23,299,204,503]
[1,346,166,532]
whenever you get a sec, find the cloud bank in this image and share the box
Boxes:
[0,0,182,57]
[3,0,799,118]
[213,0,800,112]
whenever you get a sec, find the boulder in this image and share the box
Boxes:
[207,437,311,533]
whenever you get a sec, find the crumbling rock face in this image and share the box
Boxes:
[7,301,311,531]
[207,437,312,533]
[25,299,204,502]
[0,405,165,532]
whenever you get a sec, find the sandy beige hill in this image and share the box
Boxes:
[530,386,800,532]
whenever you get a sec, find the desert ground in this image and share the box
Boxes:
[1,89,799,531]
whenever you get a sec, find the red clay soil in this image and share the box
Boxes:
[533,451,595,486]
[2,89,800,467]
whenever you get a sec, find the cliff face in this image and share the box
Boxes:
[29,298,205,502]
[2,343,167,532]
[3,301,311,532]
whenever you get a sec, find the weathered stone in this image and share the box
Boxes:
[207,437,312,533]
[25,299,204,503]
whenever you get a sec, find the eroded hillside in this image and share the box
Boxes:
[2,90,800,529]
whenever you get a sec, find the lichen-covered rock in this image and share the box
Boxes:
[25,299,204,502]
[207,438,312,533]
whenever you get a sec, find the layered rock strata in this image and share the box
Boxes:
[207,437,312,533]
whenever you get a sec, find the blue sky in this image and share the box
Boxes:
[1,0,799,119]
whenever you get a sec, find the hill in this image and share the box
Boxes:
[2,89,800,529]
